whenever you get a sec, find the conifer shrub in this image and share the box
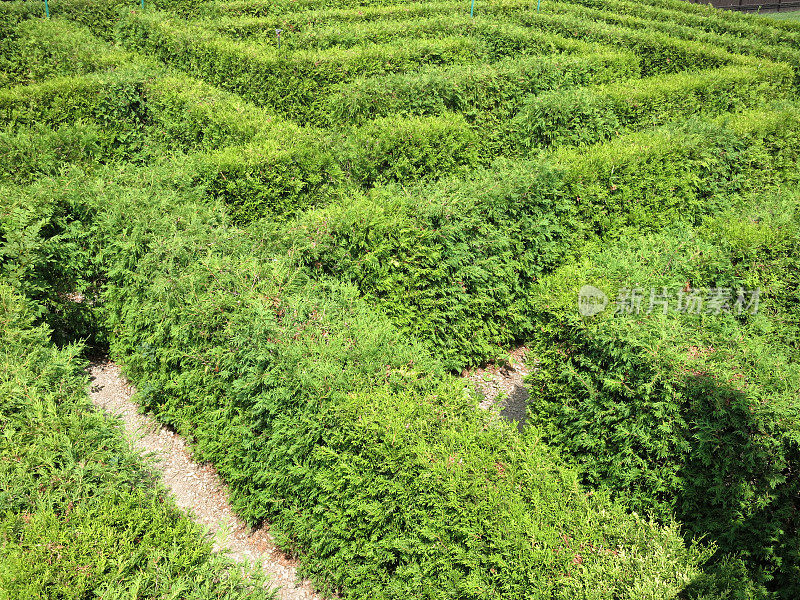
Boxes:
[539,0,800,69]
[0,69,156,160]
[317,51,639,154]
[289,107,800,369]
[0,123,104,184]
[333,113,479,188]
[43,167,708,599]
[525,190,800,596]
[207,14,611,63]
[511,61,794,152]
[2,17,133,86]
[116,11,485,122]
[514,10,735,76]
[0,0,131,39]
[0,284,274,599]
[584,0,800,44]
[0,59,476,222]
[0,168,106,345]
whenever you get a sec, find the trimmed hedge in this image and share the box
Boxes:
[0,169,104,345]
[0,70,157,161]
[317,50,639,141]
[7,163,708,599]
[203,13,608,60]
[0,15,479,220]
[525,189,800,596]
[0,0,132,39]
[188,112,479,222]
[512,61,794,152]
[288,106,800,370]
[0,73,478,221]
[117,11,485,122]
[204,0,496,18]
[0,123,104,184]
[0,284,274,599]
[513,10,735,76]
[596,0,800,45]
[544,0,800,82]
[1,17,133,86]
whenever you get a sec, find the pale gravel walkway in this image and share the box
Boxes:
[87,361,322,600]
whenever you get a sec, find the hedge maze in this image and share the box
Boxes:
[2,0,800,597]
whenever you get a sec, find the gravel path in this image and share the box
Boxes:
[464,346,533,430]
[87,361,322,600]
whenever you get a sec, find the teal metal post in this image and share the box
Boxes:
[44,0,50,18]
[537,0,541,11]
[141,0,144,8]
[470,0,475,17]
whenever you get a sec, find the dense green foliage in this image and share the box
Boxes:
[0,165,709,597]
[4,0,800,597]
[525,188,800,595]
[0,286,275,599]
[290,107,800,369]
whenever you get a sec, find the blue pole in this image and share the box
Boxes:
[537,0,541,11]
[470,0,475,17]
[140,0,144,8]
[44,0,50,18]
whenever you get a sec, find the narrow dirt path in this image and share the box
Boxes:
[87,361,322,600]
[464,346,533,430]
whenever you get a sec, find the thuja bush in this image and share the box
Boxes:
[544,0,800,71]
[289,106,800,369]
[202,0,520,19]
[525,189,800,596]
[0,19,476,221]
[1,17,133,86]
[317,51,639,155]
[570,0,800,46]
[0,68,161,161]
[0,77,475,223]
[0,0,134,39]
[589,0,800,44]
[0,285,275,599]
[259,17,611,62]
[514,10,735,76]
[512,61,793,152]
[208,13,601,57]
[333,113,479,188]
[67,168,710,598]
[0,123,104,184]
[0,170,105,345]
[116,11,484,123]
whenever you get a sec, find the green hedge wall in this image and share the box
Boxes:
[7,163,707,599]
[0,284,274,599]
[0,73,478,221]
[0,16,479,221]
[594,0,800,43]
[514,10,735,76]
[512,61,794,151]
[288,106,800,370]
[525,189,800,596]
[554,0,800,71]
[317,51,639,160]
[0,0,132,38]
[117,11,485,123]
[204,13,608,61]
[1,18,133,86]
